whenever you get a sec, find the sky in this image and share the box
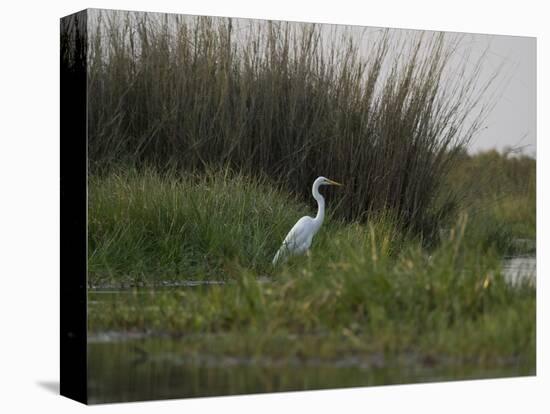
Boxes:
[466,34,536,156]
[319,25,537,156]
[325,25,537,156]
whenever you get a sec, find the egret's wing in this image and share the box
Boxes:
[273,216,313,264]
[281,216,311,248]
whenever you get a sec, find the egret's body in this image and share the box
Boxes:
[272,176,342,265]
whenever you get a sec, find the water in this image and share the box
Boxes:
[87,336,530,404]
[88,279,227,290]
[502,256,536,285]
[87,256,536,403]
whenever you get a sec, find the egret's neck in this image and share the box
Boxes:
[313,183,325,228]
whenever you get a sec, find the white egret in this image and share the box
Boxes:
[272,176,343,265]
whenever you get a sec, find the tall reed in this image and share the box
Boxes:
[87,10,496,235]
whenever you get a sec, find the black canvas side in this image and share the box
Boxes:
[60,9,88,404]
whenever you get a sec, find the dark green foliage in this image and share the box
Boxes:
[88,168,307,285]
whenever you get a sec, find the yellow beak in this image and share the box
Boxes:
[326,178,343,187]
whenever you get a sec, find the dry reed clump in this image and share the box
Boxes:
[87,11,497,235]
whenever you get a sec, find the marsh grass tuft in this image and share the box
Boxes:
[88,10,497,234]
[89,167,308,284]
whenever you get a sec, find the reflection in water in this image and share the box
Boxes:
[87,336,532,404]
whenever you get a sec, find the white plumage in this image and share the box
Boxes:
[272,176,342,265]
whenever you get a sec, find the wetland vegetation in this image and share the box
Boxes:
[82,10,536,402]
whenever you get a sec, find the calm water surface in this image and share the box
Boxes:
[502,256,536,285]
[87,336,532,404]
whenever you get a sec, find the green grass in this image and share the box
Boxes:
[444,150,536,255]
[89,168,312,285]
[88,169,535,367]
[89,168,411,286]
[89,160,535,286]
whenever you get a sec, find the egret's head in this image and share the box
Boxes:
[315,176,343,187]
